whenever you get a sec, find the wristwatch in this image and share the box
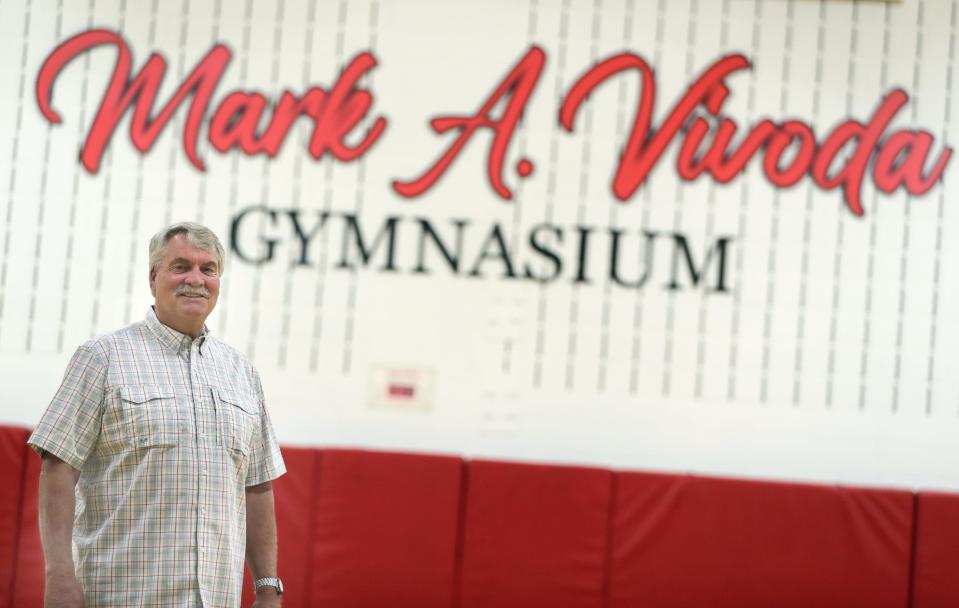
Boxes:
[253,577,284,595]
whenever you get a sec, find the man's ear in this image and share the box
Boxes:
[149,268,157,297]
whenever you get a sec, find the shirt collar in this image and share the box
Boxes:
[145,306,210,353]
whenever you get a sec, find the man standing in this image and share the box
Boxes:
[29,222,286,607]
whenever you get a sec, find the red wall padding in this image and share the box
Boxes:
[241,446,318,608]
[609,472,914,608]
[4,421,959,608]
[0,427,29,607]
[310,449,463,608]
[911,491,959,608]
[458,460,612,608]
[10,449,43,607]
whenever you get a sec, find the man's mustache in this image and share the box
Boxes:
[176,287,210,298]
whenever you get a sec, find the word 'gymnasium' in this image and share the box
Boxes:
[230,206,733,292]
[36,29,952,216]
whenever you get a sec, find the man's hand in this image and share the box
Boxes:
[251,588,282,608]
[43,570,85,608]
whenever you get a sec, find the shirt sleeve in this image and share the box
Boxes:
[245,367,286,486]
[27,344,108,470]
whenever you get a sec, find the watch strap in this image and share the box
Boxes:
[253,577,284,595]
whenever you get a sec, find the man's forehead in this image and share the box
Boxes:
[164,235,219,263]
[168,254,218,266]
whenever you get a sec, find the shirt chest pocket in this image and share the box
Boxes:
[118,384,191,449]
[213,387,258,455]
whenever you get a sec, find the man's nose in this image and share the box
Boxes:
[184,268,205,284]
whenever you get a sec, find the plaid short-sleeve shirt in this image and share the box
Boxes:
[28,308,286,608]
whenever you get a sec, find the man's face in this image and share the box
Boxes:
[149,233,221,336]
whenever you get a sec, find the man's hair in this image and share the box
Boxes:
[148,222,226,276]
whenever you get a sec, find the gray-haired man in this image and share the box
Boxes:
[29,222,286,607]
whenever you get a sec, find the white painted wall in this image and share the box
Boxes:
[1,0,956,490]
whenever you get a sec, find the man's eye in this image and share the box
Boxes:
[171,265,187,272]
[203,267,217,276]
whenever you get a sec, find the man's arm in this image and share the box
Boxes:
[39,454,84,608]
[246,481,281,607]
